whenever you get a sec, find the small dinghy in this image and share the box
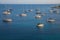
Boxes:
[37,23,44,28]
[3,10,11,15]
[35,14,41,19]
[47,18,55,23]
[36,8,40,11]
[41,12,46,16]
[36,11,41,14]
[28,9,33,12]
[3,18,12,22]
[20,13,27,17]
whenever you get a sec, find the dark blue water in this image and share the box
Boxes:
[0,4,60,40]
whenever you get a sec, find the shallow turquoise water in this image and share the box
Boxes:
[0,4,60,40]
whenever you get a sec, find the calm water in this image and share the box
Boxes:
[0,4,60,40]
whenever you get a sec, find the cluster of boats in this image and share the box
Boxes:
[2,5,60,28]
[50,5,60,13]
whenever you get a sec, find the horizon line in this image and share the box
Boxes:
[0,3,60,4]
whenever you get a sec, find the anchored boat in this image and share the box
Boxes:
[20,13,27,17]
[47,18,55,23]
[3,10,11,15]
[3,18,12,22]
[37,23,44,28]
[35,14,41,19]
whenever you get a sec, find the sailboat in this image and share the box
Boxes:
[20,5,27,17]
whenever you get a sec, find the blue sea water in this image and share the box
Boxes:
[0,4,60,40]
